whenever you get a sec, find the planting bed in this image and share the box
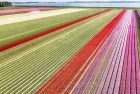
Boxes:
[0,8,140,94]
[0,7,55,15]
[0,9,110,51]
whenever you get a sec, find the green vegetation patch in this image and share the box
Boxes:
[0,1,12,7]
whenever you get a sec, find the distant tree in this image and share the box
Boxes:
[0,1,12,7]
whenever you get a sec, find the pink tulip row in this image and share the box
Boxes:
[0,8,55,15]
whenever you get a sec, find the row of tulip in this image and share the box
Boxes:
[0,7,54,15]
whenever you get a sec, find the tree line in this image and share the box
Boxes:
[0,2,12,7]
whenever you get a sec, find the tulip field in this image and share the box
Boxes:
[0,7,140,94]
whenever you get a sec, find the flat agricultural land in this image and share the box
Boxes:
[0,7,140,94]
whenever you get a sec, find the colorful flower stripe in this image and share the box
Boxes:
[0,8,55,15]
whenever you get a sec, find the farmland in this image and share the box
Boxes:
[0,7,140,94]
